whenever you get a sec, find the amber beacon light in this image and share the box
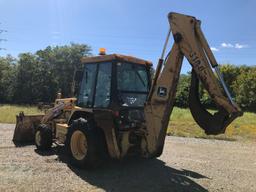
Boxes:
[99,48,106,55]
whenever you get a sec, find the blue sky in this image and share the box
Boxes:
[0,0,255,73]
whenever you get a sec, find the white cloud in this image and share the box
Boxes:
[210,47,219,52]
[221,43,233,48]
[221,42,248,49]
[234,43,248,49]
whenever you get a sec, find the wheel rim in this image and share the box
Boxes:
[70,130,88,161]
[35,130,41,146]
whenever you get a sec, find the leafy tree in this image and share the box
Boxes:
[175,74,191,107]
[0,55,17,102]
[13,53,38,103]
[47,43,91,98]
[232,67,256,111]
[13,43,91,104]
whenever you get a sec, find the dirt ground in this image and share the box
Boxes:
[0,124,256,192]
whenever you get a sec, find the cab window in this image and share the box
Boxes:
[78,62,112,108]
[77,64,97,107]
[94,62,112,107]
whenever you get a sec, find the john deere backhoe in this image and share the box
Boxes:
[13,12,242,167]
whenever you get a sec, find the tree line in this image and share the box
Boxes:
[0,43,91,104]
[0,43,255,111]
[175,65,256,111]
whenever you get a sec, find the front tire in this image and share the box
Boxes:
[35,124,52,150]
[66,118,103,168]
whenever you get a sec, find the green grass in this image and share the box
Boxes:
[0,104,42,124]
[0,104,255,140]
[168,107,256,140]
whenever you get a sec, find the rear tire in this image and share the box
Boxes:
[65,118,104,168]
[35,124,52,150]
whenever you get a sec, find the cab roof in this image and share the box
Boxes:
[81,54,152,66]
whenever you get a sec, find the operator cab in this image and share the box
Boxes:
[77,54,152,111]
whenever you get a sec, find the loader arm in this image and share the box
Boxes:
[13,98,77,143]
[144,12,242,156]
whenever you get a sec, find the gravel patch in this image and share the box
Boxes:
[0,124,255,192]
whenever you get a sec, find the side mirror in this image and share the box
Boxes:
[74,70,83,82]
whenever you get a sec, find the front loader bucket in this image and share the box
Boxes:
[189,70,242,135]
[13,112,44,144]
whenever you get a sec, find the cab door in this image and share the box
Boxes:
[94,62,112,108]
[77,64,97,107]
[77,62,112,108]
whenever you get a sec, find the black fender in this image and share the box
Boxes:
[68,110,93,126]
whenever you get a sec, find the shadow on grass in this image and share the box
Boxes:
[36,146,209,192]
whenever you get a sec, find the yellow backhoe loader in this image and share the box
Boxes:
[13,12,242,167]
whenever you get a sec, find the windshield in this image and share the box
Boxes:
[117,62,149,107]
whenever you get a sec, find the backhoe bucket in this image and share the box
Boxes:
[189,70,242,135]
[13,112,44,144]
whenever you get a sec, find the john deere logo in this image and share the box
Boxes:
[157,87,167,97]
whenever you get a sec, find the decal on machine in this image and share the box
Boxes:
[157,87,167,97]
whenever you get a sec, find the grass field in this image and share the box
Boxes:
[0,104,42,124]
[168,107,256,140]
[0,104,255,140]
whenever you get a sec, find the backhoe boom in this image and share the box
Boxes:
[144,12,243,156]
